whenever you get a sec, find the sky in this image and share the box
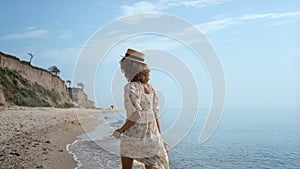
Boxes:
[0,0,299,109]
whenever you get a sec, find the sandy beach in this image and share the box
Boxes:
[0,106,118,169]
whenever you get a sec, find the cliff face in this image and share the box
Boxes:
[0,88,7,106]
[69,88,95,109]
[0,52,94,108]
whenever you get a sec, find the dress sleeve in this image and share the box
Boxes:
[152,86,159,118]
[124,82,143,119]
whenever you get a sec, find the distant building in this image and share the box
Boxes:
[68,87,95,109]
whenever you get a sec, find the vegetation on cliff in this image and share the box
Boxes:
[0,67,74,108]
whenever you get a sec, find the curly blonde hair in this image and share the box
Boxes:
[120,58,150,84]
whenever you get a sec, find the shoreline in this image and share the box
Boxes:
[0,106,121,169]
[66,140,83,169]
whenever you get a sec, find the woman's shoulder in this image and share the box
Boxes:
[124,82,138,87]
[124,82,140,91]
[146,82,155,90]
[124,82,155,92]
[125,81,155,87]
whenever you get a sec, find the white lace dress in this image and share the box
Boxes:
[120,82,169,169]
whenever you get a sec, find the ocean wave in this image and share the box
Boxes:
[67,138,121,169]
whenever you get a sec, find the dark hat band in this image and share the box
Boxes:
[125,53,144,62]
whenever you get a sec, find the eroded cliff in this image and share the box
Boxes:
[0,51,94,108]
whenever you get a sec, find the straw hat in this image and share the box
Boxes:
[121,48,145,64]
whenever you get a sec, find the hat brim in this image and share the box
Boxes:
[120,55,145,64]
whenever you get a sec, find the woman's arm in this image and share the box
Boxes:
[118,110,141,132]
[112,120,135,138]
[156,117,161,134]
[112,119,135,139]
[118,119,135,133]
[111,110,141,138]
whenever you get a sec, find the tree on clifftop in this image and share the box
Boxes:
[66,80,71,88]
[48,66,60,76]
[77,82,84,90]
[27,52,34,65]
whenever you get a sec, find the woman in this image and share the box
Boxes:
[112,49,170,169]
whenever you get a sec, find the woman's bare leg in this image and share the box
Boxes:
[121,156,133,169]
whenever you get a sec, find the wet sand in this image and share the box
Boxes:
[0,106,119,169]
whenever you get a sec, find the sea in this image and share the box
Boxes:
[67,108,300,169]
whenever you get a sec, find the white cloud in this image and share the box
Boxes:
[162,0,226,7]
[240,12,300,20]
[121,1,157,16]
[0,29,48,40]
[197,11,300,34]
[272,11,300,18]
[118,13,165,25]
[120,0,227,16]
[120,1,300,34]
[197,18,237,34]
[270,20,293,26]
